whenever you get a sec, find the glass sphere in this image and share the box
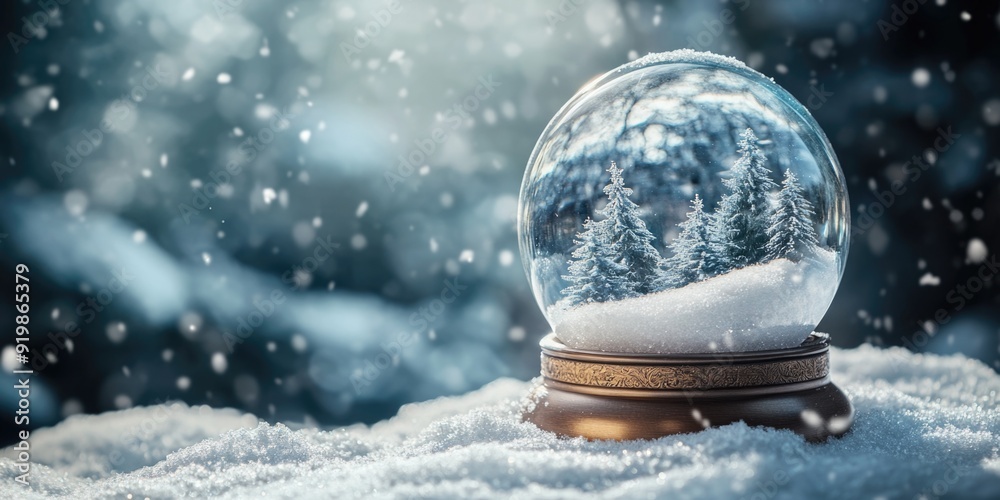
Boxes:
[518,50,849,354]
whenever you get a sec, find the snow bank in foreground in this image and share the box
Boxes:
[551,250,839,353]
[0,404,259,480]
[3,347,999,499]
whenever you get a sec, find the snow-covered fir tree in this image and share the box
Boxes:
[600,162,663,295]
[708,128,778,273]
[765,169,818,262]
[561,218,633,304]
[561,139,812,303]
[658,194,711,289]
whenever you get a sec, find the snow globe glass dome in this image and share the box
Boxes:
[518,50,849,354]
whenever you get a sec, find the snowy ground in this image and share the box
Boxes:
[2,345,999,499]
[552,250,840,353]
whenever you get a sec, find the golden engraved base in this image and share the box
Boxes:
[523,333,853,442]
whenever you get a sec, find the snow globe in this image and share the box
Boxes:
[519,50,853,441]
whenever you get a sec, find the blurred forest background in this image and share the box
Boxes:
[1,0,998,443]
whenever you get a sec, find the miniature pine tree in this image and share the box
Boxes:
[599,162,663,295]
[708,128,777,273]
[562,218,633,304]
[766,169,819,262]
[659,195,712,289]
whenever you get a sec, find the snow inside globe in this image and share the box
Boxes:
[518,50,849,354]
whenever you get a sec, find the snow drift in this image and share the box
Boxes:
[551,249,839,353]
[2,346,999,499]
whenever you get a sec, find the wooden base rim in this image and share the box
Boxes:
[523,378,854,442]
[523,333,854,442]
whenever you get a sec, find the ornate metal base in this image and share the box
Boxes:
[523,333,853,442]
